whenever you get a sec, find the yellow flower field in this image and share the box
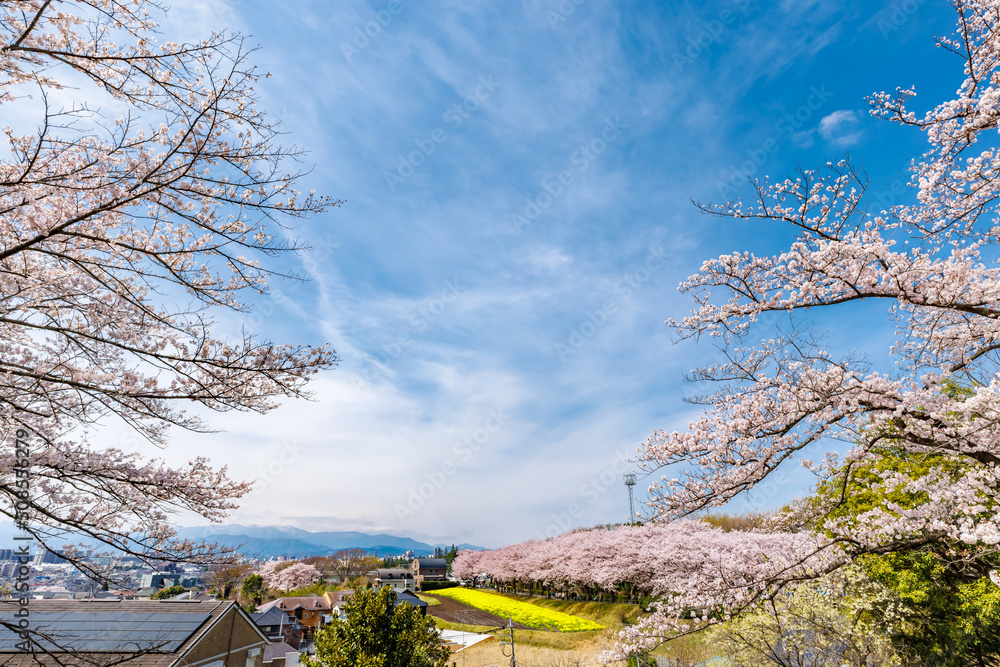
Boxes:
[432,588,605,632]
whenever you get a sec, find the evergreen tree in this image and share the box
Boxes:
[305,586,452,667]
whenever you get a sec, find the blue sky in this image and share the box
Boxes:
[120,0,961,548]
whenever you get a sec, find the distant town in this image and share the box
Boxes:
[0,534,467,666]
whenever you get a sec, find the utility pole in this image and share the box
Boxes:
[624,473,636,522]
[498,616,516,667]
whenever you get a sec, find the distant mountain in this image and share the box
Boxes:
[0,521,484,559]
[174,525,484,559]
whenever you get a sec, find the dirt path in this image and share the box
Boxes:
[423,593,532,630]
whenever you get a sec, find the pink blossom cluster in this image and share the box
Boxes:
[0,1,338,577]
[611,1,1000,656]
[639,0,1000,558]
[259,562,321,593]
[453,522,832,632]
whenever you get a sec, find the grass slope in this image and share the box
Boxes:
[433,588,605,632]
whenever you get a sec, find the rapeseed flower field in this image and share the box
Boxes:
[432,588,605,632]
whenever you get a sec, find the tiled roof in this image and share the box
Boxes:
[259,597,330,612]
[263,641,298,663]
[250,606,289,626]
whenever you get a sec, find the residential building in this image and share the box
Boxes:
[32,549,67,566]
[373,568,415,593]
[251,606,293,642]
[140,573,202,590]
[263,641,300,667]
[257,597,330,640]
[0,598,268,666]
[322,590,352,622]
[396,590,428,616]
[410,558,447,586]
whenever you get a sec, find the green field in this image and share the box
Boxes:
[432,587,605,632]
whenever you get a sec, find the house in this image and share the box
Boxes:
[322,590,351,607]
[396,590,428,616]
[263,641,300,667]
[410,558,447,586]
[373,568,415,593]
[322,591,352,622]
[251,606,294,642]
[257,597,330,639]
[0,598,268,666]
[168,591,216,601]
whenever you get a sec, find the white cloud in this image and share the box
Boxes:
[819,109,863,146]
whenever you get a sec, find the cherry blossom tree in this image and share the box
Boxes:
[263,562,321,593]
[0,0,339,581]
[625,0,1000,651]
[451,522,830,620]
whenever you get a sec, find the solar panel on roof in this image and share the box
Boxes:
[0,610,212,653]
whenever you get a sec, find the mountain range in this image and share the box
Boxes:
[0,522,483,559]
[174,524,483,559]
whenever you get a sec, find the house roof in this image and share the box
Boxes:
[167,591,214,601]
[395,591,428,608]
[259,596,331,613]
[263,641,298,663]
[413,558,447,568]
[0,599,257,666]
[375,568,413,579]
[324,590,351,602]
[251,606,290,626]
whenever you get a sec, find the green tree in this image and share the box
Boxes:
[241,574,265,611]
[150,585,187,600]
[304,586,452,667]
[858,549,1000,667]
[810,447,1000,667]
[710,567,908,667]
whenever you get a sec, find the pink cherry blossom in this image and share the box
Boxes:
[618,0,1000,656]
[0,1,338,581]
[643,0,1000,551]
[262,562,322,593]
[453,521,836,661]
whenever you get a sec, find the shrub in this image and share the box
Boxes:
[419,581,458,592]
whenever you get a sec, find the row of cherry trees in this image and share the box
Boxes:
[453,521,831,608]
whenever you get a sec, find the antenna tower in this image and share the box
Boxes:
[623,473,636,522]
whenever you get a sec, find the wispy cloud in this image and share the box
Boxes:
[120,0,961,546]
[819,109,863,146]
